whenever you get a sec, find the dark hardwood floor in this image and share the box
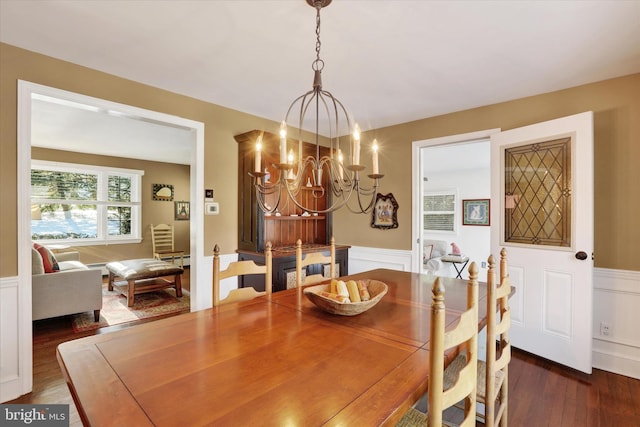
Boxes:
[8,270,640,427]
[508,348,640,427]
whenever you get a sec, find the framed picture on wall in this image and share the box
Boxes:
[371,193,399,229]
[462,199,490,226]
[175,201,190,220]
[153,183,174,201]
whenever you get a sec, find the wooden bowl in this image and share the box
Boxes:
[303,279,388,316]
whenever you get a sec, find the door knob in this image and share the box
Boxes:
[575,251,588,260]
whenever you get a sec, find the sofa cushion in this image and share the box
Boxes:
[32,247,45,275]
[424,239,448,259]
[424,244,434,260]
[59,260,90,271]
[33,243,60,273]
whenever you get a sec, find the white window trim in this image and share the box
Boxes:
[31,160,144,245]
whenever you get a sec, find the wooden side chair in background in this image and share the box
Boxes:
[295,237,336,287]
[212,241,272,306]
[482,248,511,427]
[151,223,184,267]
[397,262,480,426]
[442,249,512,427]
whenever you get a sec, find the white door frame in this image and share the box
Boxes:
[15,80,206,398]
[411,129,500,272]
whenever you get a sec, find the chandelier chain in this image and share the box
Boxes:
[313,2,324,71]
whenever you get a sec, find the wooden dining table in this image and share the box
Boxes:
[57,268,488,426]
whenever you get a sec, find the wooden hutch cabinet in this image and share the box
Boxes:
[234,130,349,292]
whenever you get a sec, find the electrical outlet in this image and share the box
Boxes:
[600,321,611,336]
[481,261,487,268]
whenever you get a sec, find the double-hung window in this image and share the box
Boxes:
[31,160,144,245]
[423,190,457,233]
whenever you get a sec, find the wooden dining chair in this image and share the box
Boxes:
[481,248,511,427]
[212,241,272,306]
[441,249,512,427]
[295,237,336,287]
[397,262,480,427]
[151,223,184,267]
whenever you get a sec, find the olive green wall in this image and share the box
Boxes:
[1,42,638,276]
[31,147,190,265]
[334,73,640,271]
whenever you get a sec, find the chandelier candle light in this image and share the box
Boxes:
[248,0,384,215]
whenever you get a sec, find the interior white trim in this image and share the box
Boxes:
[592,267,640,379]
[14,80,205,399]
[0,276,23,402]
[348,246,412,274]
[411,129,500,272]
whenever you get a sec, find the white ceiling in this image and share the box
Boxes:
[2,0,639,164]
[30,95,196,164]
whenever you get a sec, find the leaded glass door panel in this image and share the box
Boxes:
[504,137,571,247]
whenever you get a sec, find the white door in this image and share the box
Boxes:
[490,112,593,373]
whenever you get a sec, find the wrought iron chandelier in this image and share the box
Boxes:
[249,0,383,215]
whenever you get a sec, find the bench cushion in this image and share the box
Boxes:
[106,258,183,280]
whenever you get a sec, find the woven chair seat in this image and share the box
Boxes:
[396,407,426,426]
[396,407,462,427]
[443,354,506,403]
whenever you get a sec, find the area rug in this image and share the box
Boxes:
[72,284,190,333]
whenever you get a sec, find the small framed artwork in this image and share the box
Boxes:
[152,183,174,201]
[175,201,190,220]
[462,199,490,226]
[371,193,399,229]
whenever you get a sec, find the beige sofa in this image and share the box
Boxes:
[423,239,452,276]
[32,248,102,321]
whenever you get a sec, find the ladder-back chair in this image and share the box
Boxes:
[295,237,336,287]
[397,262,480,426]
[482,249,511,427]
[212,242,272,306]
[151,223,184,267]
[441,249,512,427]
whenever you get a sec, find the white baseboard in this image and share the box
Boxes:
[593,338,640,380]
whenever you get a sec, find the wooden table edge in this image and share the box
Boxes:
[56,341,153,427]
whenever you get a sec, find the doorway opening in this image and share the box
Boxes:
[412,129,499,275]
[16,80,206,395]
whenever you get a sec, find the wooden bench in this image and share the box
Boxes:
[106,259,183,307]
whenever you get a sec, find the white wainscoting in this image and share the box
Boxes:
[592,267,640,380]
[0,275,30,402]
[348,246,413,274]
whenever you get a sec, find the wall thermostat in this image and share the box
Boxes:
[205,202,219,215]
